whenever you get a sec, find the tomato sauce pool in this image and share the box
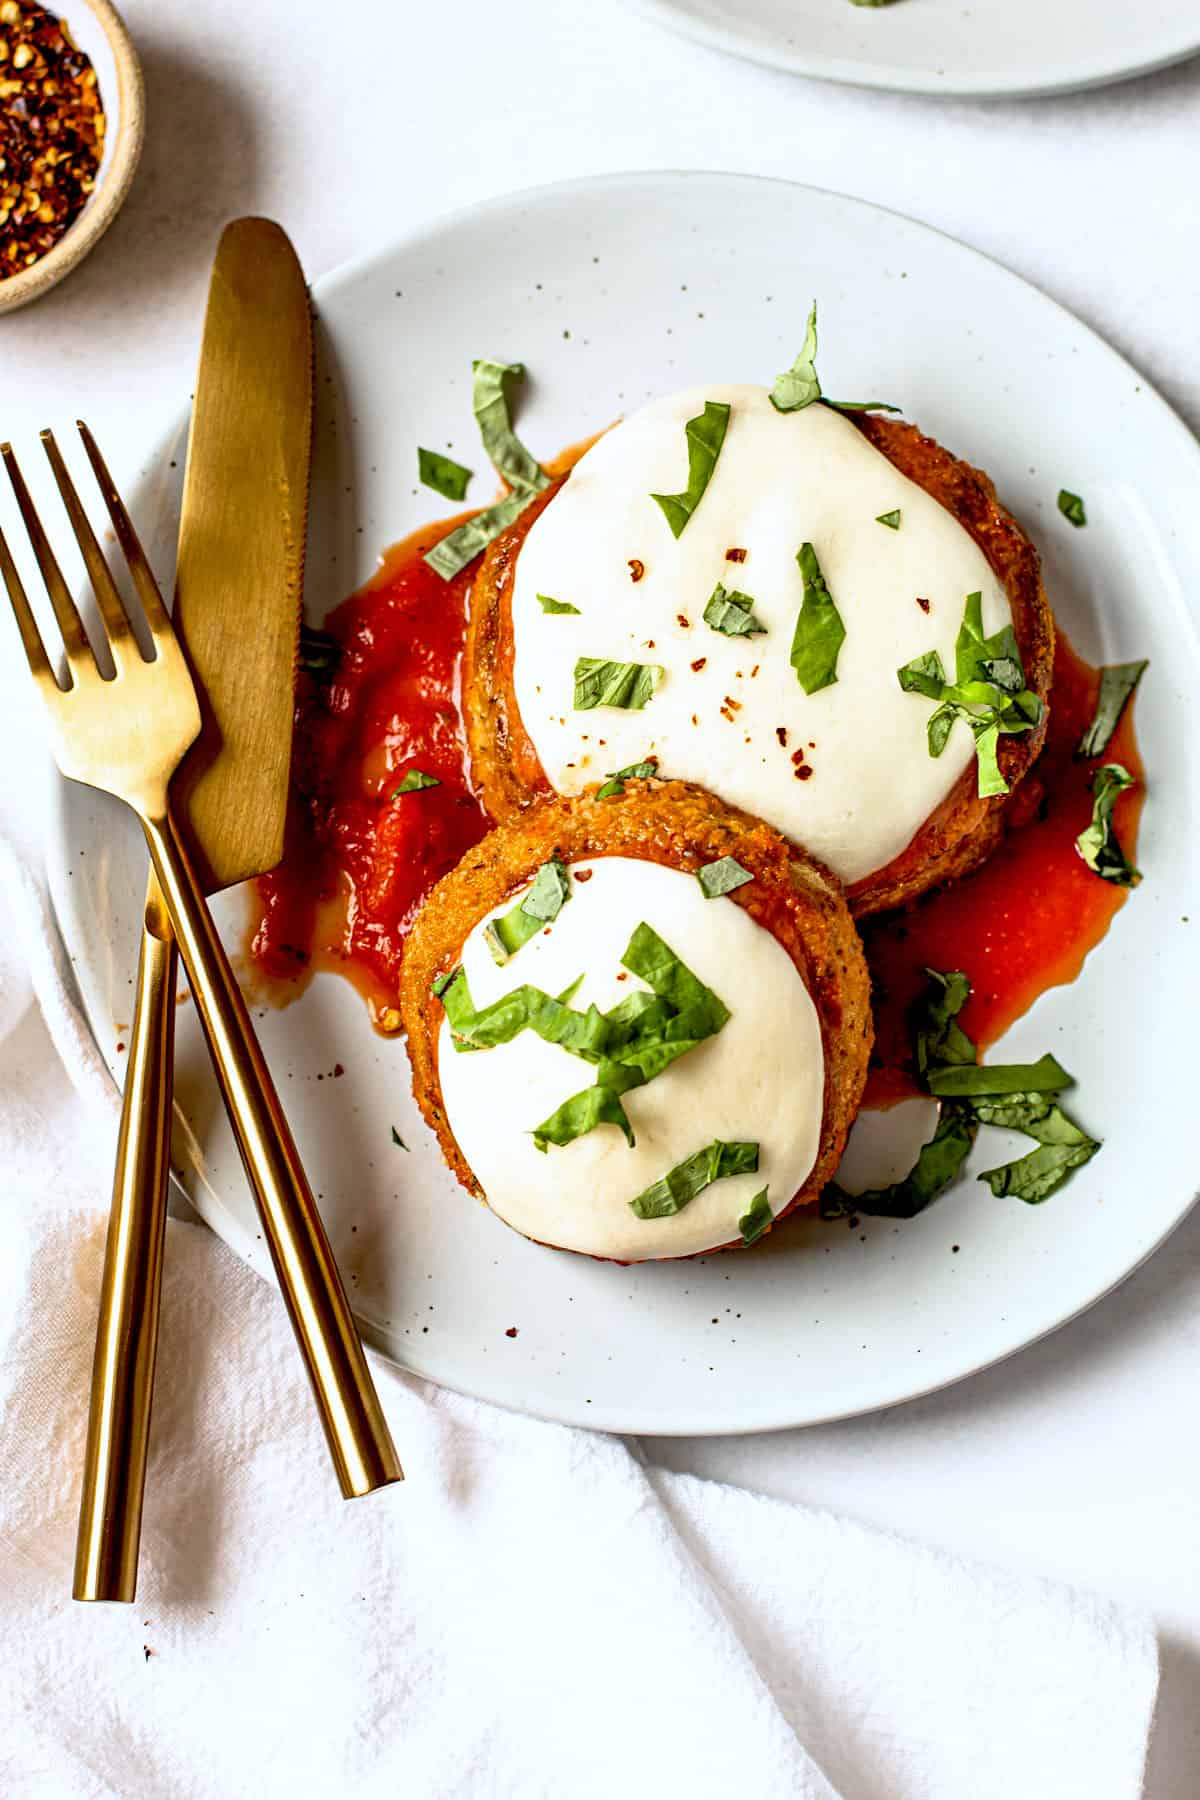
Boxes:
[249,512,1145,1079]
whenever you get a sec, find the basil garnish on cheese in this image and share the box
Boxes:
[704,583,766,638]
[1076,763,1142,887]
[1077,660,1147,759]
[630,1140,759,1220]
[769,301,901,416]
[538,594,581,615]
[650,400,730,538]
[484,858,571,964]
[696,855,753,899]
[897,591,1043,797]
[574,657,664,711]
[876,510,902,530]
[392,769,440,797]
[738,1187,773,1245]
[418,447,472,501]
[790,542,846,694]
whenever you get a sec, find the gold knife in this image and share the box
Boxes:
[74,220,401,1604]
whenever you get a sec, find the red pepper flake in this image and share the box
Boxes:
[628,559,645,582]
[616,971,628,981]
[750,664,759,678]
[333,1062,345,1077]
[644,640,656,650]
[690,657,707,672]
[719,705,734,722]
[776,726,788,747]
[691,714,699,725]
[916,596,931,614]
[115,1041,125,1053]
[143,1646,155,1662]
[795,765,814,781]
[505,1326,518,1338]
[0,2,106,281]
[723,695,742,712]
[791,748,806,765]
[725,547,747,563]
[575,869,593,882]
[676,614,690,628]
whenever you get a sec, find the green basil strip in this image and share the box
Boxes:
[823,1102,978,1221]
[913,967,976,1079]
[596,757,659,799]
[703,583,766,638]
[534,1086,635,1153]
[978,1102,1099,1205]
[424,488,538,581]
[484,858,571,963]
[896,592,1041,797]
[926,1053,1073,1098]
[971,720,1006,799]
[630,1140,759,1220]
[696,855,753,899]
[418,447,472,501]
[738,1187,773,1245]
[1077,660,1147,760]
[847,2,904,10]
[538,594,581,615]
[875,509,902,529]
[574,657,663,711]
[1076,762,1142,887]
[391,1126,408,1150]
[769,302,822,413]
[621,921,731,1037]
[898,650,947,701]
[650,400,730,538]
[1057,489,1087,528]
[790,541,846,695]
[298,624,340,679]
[392,769,440,797]
[825,400,902,415]
[471,359,550,498]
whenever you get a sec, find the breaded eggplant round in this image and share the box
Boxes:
[462,391,1054,917]
[401,782,872,1262]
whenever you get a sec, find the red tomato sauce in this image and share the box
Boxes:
[862,628,1144,1104]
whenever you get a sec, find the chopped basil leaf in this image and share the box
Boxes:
[1076,762,1142,887]
[1057,489,1087,528]
[738,1187,773,1245]
[574,657,663,711]
[769,301,901,415]
[703,583,766,638]
[471,359,550,498]
[391,1126,408,1150]
[790,542,846,695]
[538,594,580,615]
[418,447,472,501]
[596,757,659,799]
[484,858,572,964]
[875,509,902,529]
[913,967,975,1079]
[424,488,538,581]
[630,1140,759,1220]
[622,921,731,1037]
[534,1086,635,1153]
[392,769,440,797]
[298,623,340,679]
[824,1102,978,1220]
[978,1103,1099,1204]
[769,302,821,413]
[431,969,456,1000]
[896,591,1042,797]
[848,2,903,9]
[927,1054,1073,1099]
[650,401,730,538]
[1077,660,1147,759]
[696,855,753,899]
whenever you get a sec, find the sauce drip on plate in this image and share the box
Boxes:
[249,503,1144,1070]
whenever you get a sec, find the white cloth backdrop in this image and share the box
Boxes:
[1,1,1199,1791]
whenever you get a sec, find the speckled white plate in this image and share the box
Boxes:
[45,173,1200,1434]
[628,0,1200,97]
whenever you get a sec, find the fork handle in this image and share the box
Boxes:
[74,876,175,1603]
[141,805,403,1499]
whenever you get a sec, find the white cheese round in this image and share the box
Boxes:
[510,386,1013,885]
[436,856,824,1261]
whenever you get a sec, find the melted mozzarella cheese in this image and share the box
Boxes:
[436,856,823,1261]
[510,386,1013,885]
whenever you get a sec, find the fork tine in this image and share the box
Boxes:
[41,430,138,667]
[0,520,58,689]
[75,423,172,640]
[1,441,97,675]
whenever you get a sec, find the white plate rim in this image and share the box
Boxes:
[43,169,1200,1436]
[625,0,1200,99]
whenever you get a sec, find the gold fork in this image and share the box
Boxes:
[1,425,402,1507]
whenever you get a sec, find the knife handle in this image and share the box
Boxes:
[74,873,175,1603]
[141,804,403,1500]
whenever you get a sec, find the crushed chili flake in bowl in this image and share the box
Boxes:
[0,0,142,314]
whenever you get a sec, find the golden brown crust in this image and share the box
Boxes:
[461,413,1055,917]
[400,783,873,1257]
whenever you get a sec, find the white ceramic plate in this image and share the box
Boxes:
[628,0,1200,97]
[46,173,1200,1435]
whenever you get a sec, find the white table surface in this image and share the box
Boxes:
[2,2,1198,1791]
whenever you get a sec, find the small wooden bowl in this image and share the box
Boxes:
[0,0,145,316]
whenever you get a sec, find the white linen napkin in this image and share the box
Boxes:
[0,842,1159,1800]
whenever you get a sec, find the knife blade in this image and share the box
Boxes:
[174,215,312,890]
